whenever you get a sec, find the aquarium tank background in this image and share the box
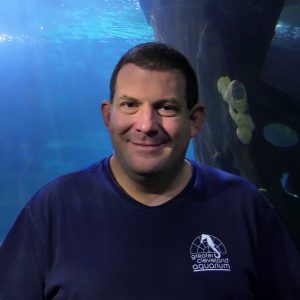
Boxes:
[0,0,299,250]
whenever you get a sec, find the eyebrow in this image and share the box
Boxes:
[117,95,182,106]
[117,95,139,102]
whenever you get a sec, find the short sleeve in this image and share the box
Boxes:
[0,206,46,299]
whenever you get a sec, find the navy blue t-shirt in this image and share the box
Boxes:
[0,157,299,299]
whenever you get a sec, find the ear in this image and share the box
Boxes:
[189,104,205,137]
[101,100,112,128]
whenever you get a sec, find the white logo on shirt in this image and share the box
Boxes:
[190,234,231,272]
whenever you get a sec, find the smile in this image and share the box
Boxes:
[130,142,165,152]
[132,143,162,147]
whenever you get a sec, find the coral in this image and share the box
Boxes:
[217,77,255,144]
[217,76,231,98]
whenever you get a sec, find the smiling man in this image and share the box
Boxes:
[101,61,203,206]
[0,42,299,299]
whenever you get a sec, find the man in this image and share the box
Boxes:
[0,42,299,299]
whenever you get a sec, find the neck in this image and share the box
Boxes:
[109,156,192,206]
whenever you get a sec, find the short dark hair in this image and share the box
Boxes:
[109,42,198,110]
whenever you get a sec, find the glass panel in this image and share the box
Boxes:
[0,0,154,241]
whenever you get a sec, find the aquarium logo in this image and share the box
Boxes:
[190,234,231,272]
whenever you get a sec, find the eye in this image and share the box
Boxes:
[158,104,178,117]
[120,101,139,113]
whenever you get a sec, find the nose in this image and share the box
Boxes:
[135,104,159,135]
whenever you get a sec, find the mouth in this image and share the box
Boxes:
[130,142,165,152]
[132,142,162,147]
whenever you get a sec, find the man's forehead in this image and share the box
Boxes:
[113,64,186,106]
[117,63,184,81]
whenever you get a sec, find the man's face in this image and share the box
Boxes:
[101,63,203,178]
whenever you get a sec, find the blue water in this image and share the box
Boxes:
[0,0,196,241]
[2,0,297,243]
[274,4,300,49]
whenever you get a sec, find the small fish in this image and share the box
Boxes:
[281,172,299,198]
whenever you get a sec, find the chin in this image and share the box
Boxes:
[128,160,167,177]
[132,165,163,177]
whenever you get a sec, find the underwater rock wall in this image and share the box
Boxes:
[139,0,300,250]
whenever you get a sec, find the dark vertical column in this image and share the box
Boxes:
[139,0,300,250]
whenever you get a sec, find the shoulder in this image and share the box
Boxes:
[190,160,274,225]
[19,158,112,238]
[189,160,291,250]
[36,161,102,195]
[25,158,110,212]
[191,160,259,197]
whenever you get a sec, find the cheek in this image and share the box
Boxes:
[162,118,191,138]
[109,114,132,135]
